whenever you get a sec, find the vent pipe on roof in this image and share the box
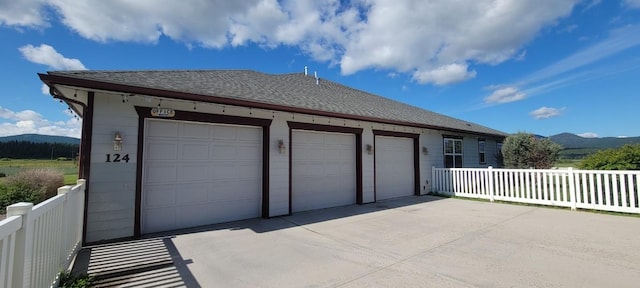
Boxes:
[304,66,308,76]
[314,71,319,85]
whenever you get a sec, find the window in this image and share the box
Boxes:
[444,138,463,168]
[478,139,486,164]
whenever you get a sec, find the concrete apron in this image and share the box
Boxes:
[76,196,640,287]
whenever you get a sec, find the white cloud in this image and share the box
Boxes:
[581,0,601,12]
[521,26,640,87]
[483,25,640,105]
[0,0,48,27]
[530,106,564,119]
[2,0,583,86]
[0,106,81,138]
[485,87,527,104]
[339,0,579,78]
[412,63,477,85]
[624,0,640,9]
[578,132,598,138]
[0,107,40,121]
[47,0,257,47]
[41,84,50,95]
[19,44,86,70]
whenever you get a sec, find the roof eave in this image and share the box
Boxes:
[38,73,507,138]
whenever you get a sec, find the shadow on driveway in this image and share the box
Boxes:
[71,195,444,287]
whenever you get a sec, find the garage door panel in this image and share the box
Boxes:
[181,122,210,138]
[209,180,260,200]
[176,204,213,228]
[147,121,178,137]
[305,148,325,160]
[144,208,176,233]
[212,164,260,181]
[145,165,177,183]
[143,119,262,234]
[292,130,356,213]
[144,184,176,208]
[177,183,209,204]
[306,163,325,175]
[237,126,261,140]
[211,145,237,160]
[147,142,178,160]
[231,163,261,179]
[212,125,238,139]
[375,136,415,201]
[179,164,210,182]
[181,142,210,159]
[209,199,261,222]
[208,180,260,201]
[306,132,325,144]
[237,145,262,161]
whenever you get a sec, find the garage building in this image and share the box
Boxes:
[39,70,506,243]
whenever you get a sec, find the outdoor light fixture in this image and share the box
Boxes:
[113,132,123,151]
[422,146,429,155]
[366,144,374,155]
[278,140,286,154]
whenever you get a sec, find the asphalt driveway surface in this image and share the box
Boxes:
[87,195,640,287]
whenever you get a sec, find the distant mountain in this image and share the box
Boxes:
[549,133,640,149]
[0,134,80,144]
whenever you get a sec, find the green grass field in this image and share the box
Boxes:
[554,158,582,168]
[0,159,79,185]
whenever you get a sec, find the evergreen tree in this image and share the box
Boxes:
[502,132,562,169]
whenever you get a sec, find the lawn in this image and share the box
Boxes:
[0,158,79,185]
[555,158,582,168]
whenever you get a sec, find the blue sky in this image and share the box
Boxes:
[1,0,639,139]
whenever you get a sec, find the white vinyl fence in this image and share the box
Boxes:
[432,167,640,214]
[0,179,86,288]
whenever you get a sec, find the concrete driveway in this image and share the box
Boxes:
[81,196,640,287]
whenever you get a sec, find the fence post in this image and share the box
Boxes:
[77,179,86,189]
[57,185,71,196]
[7,202,34,288]
[431,166,436,193]
[568,167,577,211]
[58,185,72,275]
[488,166,495,202]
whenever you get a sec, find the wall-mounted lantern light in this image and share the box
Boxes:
[278,140,286,154]
[422,146,429,155]
[366,144,374,155]
[113,132,123,151]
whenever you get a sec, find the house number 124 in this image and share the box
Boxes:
[105,153,130,163]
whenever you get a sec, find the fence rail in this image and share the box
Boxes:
[0,179,86,288]
[432,167,640,214]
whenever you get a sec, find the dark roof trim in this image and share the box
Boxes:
[39,73,506,138]
[443,134,464,139]
[373,130,420,139]
[288,122,363,135]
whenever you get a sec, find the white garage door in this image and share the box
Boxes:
[375,136,415,201]
[291,130,356,212]
[142,119,262,234]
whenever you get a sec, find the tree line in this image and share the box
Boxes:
[0,141,79,159]
[501,132,639,170]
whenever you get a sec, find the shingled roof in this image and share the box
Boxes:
[40,70,507,137]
